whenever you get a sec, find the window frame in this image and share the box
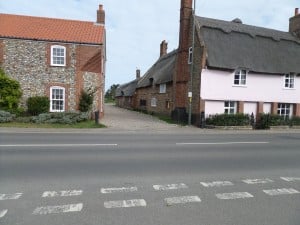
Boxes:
[188,47,193,64]
[50,86,65,112]
[284,73,295,89]
[277,103,291,118]
[233,69,247,86]
[151,97,157,107]
[159,83,167,94]
[51,45,66,67]
[224,101,237,114]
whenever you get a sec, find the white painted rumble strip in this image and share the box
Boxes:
[153,183,188,191]
[216,192,254,200]
[101,187,137,194]
[0,144,118,147]
[0,210,8,218]
[200,181,234,187]
[0,193,22,200]
[42,190,83,198]
[263,188,300,196]
[165,196,201,206]
[176,142,269,145]
[281,177,300,182]
[243,178,273,184]
[104,199,146,209]
[33,203,83,215]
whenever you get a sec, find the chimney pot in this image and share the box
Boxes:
[136,69,141,79]
[295,8,299,16]
[97,4,105,24]
[160,40,168,57]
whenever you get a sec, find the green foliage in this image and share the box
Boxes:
[206,113,251,126]
[255,114,290,129]
[0,68,22,110]
[31,112,89,124]
[290,116,300,126]
[79,90,94,112]
[105,84,119,102]
[0,110,15,123]
[27,96,50,116]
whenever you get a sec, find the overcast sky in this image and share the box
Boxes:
[0,0,298,90]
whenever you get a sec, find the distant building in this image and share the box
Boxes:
[0,5,106,116]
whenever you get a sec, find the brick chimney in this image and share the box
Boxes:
[136,69,141,79]
[289,8,300,38]
[97,4,105,25]
[160,40,168,57]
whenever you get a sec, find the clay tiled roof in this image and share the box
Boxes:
[0,13,104,45]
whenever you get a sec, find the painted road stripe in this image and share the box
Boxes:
[263,188,299,196]
[0,210,8,218]
[33,203,83,215]
[176,142,269,146]
[165,196,201,206]
[0,144,118,147]
[42,190,82,198]
[104,199,146,209]
[101,187,137,194]
[153,183,188,191]
[281,177,300,182]
[243,178,273,184]
[216,192,254,200]
[200,181,233,187]
[0,193,22,200]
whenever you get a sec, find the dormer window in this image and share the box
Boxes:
[51,45,66,66]
[234,69,247,86]
[284,73,295,89]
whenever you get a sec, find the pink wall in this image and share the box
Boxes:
[201,69,300,103]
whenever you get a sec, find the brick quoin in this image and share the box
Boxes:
[0,40,3,64]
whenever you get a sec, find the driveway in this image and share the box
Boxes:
[100,104,183,131]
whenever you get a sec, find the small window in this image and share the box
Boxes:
[50,86,65,112]
[284,74,295,89]
[159,84,166,93]
[151,97,157,107]
[277,103,291,118]
[224,101,237,114]
[140,99,147,107]
[188,47,193,64]
[51,45,66,66]
[234,69,247,86]
[165,100,170,109]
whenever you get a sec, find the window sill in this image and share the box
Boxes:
[232,85,247,88]
[283,88,295,90]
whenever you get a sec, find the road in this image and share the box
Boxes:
[0,130,300,225]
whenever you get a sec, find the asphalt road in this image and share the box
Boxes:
[0,130,300,225]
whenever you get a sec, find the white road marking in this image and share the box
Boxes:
[0,144,118,147]
[153,183,188,191]
[176,142,269,146]
[200,181,233,187]
[165,196,201,206]
[263,188,300,196]
[281,177,300,182]
[216,192,254,200]
[101,187,137,194]
[0,193,22,200]
[0,210,8,218]
[33,203,83,215]
[243,178,273,184]
[42,190,82,198]
[104,199,147,209]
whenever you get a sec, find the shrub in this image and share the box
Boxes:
[0,68,22,110]
[31,112,89,124]
[256,114,290,129]
[205,113,250,126]
[79,90,94,112]
[0,110,15,123]
[290,116,300,126]
[27,96,50,116]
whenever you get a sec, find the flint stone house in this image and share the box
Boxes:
[118,0,300,126]
[0,5,106,116]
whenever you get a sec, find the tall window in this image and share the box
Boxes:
[151,97,157,107]
[159,83,166,93]
[50,87,65,112]
[277,103,291,118]
[284,74,295,89]
[188,47,193,64]
[224,101,237,114]
[234,69,247,86]
[51,45,66,66]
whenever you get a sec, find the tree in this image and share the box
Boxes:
[79,88,94,112]
[105,84,119,102]
[0,68,22,110]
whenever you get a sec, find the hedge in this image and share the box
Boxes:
[0,110,15,123]
[31,112,89,124]
[205,113,251,126]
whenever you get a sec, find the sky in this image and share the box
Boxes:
[0,0,298,90]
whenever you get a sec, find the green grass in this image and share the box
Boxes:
[0,120,106,129]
